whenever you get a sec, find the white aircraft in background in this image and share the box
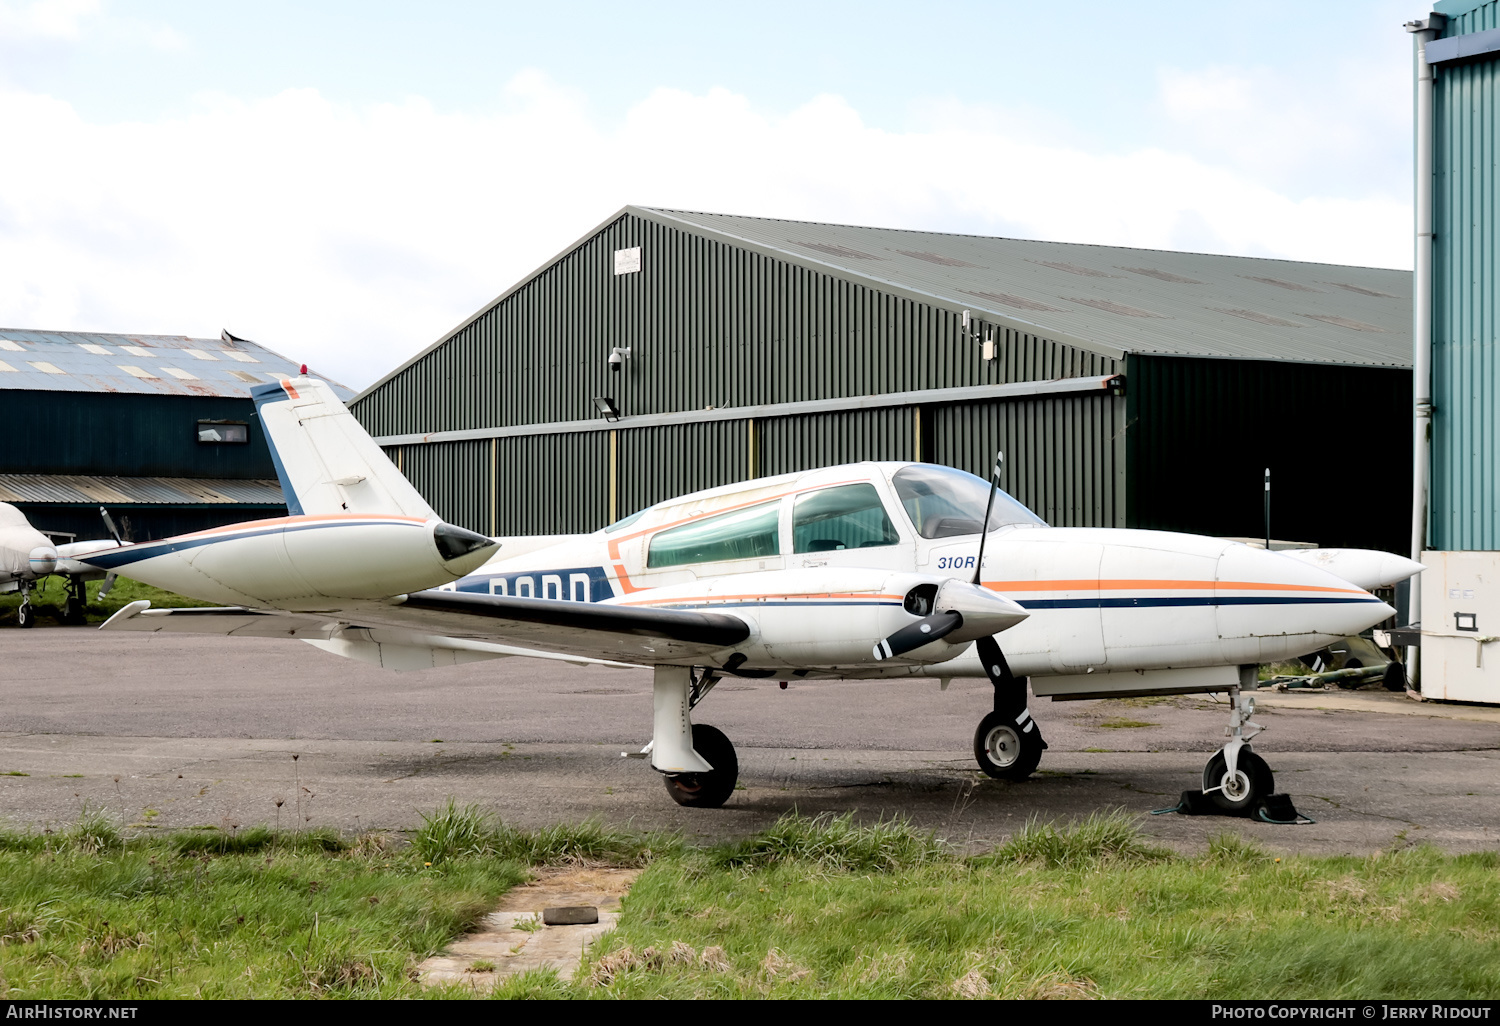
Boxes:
[80,376,1421,811]
[1,503,123,627]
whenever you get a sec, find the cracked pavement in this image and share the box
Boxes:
[1,628,1496,856]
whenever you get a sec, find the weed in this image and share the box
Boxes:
[172,827,343,855]
[1098,718,1156,729]
[467,959,496,973]
[707,813,947,874]
[65,805,122,854]
[412,799,668,866]
[2,771,28,777]
[981,810,1174,868]
[1205,832,1273,864]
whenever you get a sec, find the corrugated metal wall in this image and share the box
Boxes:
[618,421,746,519]
[354,211,1120,535]
[1432,6,1500,549]
[352,212,1116,436]
[758,407,916,477]
[928,395,1127,528]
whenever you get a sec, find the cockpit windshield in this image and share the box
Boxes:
[891,463,1046,538]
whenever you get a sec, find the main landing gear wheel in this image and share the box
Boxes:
[974,710,1045,781]
[63,580,88,626]
[663,724,739,809]
[17,601,35,629]
[1202,749,1274,813]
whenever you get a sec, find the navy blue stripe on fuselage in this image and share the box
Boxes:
[1018,596,1384,610]
[79,519,426,570]
[249,380,303,515]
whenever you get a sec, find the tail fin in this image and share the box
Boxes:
[252,376,437,519]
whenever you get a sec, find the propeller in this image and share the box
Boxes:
[873,610,963,660]
[97,506,122,598]
[873,452,1022,664]
[99,506,123,545]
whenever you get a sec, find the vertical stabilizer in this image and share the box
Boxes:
[252,377,437,519]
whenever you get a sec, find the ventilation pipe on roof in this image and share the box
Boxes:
[1405,12,1445,687]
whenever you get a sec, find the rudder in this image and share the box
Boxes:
[252,376,437,519]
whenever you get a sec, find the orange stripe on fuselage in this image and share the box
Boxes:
[982,578,1367,596]
[618,591,905,607]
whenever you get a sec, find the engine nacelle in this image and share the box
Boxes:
[78,515,497,609]
[621,567,1027,670]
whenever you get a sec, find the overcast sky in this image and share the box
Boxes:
[0,0,1423,389]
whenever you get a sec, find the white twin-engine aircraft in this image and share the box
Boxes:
[82,376,1420,811]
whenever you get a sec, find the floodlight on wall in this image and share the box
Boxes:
[593,396,621,422]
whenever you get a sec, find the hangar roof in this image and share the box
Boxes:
[638,208,1412,369]
[0,474,283,506]
[0,328,353,399]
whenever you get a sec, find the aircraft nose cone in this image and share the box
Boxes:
[28,545,57,577]
[1219,543,1392,640]
[431,522,499,573]
[937,579,1029,639]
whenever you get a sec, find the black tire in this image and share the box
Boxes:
[662,724,738,809]
[1381,660,1408,693]
[1202,749,1274,812]
[17,602,34,629]
[973,710,1045,781]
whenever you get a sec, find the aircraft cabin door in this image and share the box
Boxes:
[786,483,908,572]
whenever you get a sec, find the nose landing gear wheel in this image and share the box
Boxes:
[1202,749,1274,813]
[974,710,1044,781]
[17,602,35,629]
[663,723,739,808]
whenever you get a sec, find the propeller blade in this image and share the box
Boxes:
[99,506,123,545]
[873,610,964,661]
[98,572,117,599]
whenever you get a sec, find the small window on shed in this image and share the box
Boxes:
[647,501,780,568]
[793,483,899,552]
[197,421,249,444]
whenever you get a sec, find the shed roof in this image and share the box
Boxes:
[0,329,353,399]
[639,208,1413,369]
[0,474,283,506]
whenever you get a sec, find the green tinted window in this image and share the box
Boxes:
[793,483,899,553]
[647,502,781,568]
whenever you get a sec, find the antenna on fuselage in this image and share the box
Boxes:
[971,450,1003,587]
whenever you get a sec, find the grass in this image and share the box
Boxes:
[2,807,1498,1000]
[0,575,213,628]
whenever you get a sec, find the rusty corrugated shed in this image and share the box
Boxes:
[0,475,283,505]
[0,329,353,399]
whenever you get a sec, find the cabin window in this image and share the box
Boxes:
[197,421,248,444]
[647,501,780,568]
[892,463,1046,538]
[603,507,649,533]
[793,483,899,553]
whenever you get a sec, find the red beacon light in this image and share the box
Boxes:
[300,364,308,375]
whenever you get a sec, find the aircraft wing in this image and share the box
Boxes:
[101,591,751,665]
[342,590,751,662]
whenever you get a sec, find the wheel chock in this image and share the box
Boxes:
[1151,790,1314,824]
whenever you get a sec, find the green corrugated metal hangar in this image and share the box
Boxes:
[353,207,1412,553]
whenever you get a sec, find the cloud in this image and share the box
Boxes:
[0,0,100,40]
[0,74,1410,389]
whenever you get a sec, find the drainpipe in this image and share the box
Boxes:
[1405,14,1444,688]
